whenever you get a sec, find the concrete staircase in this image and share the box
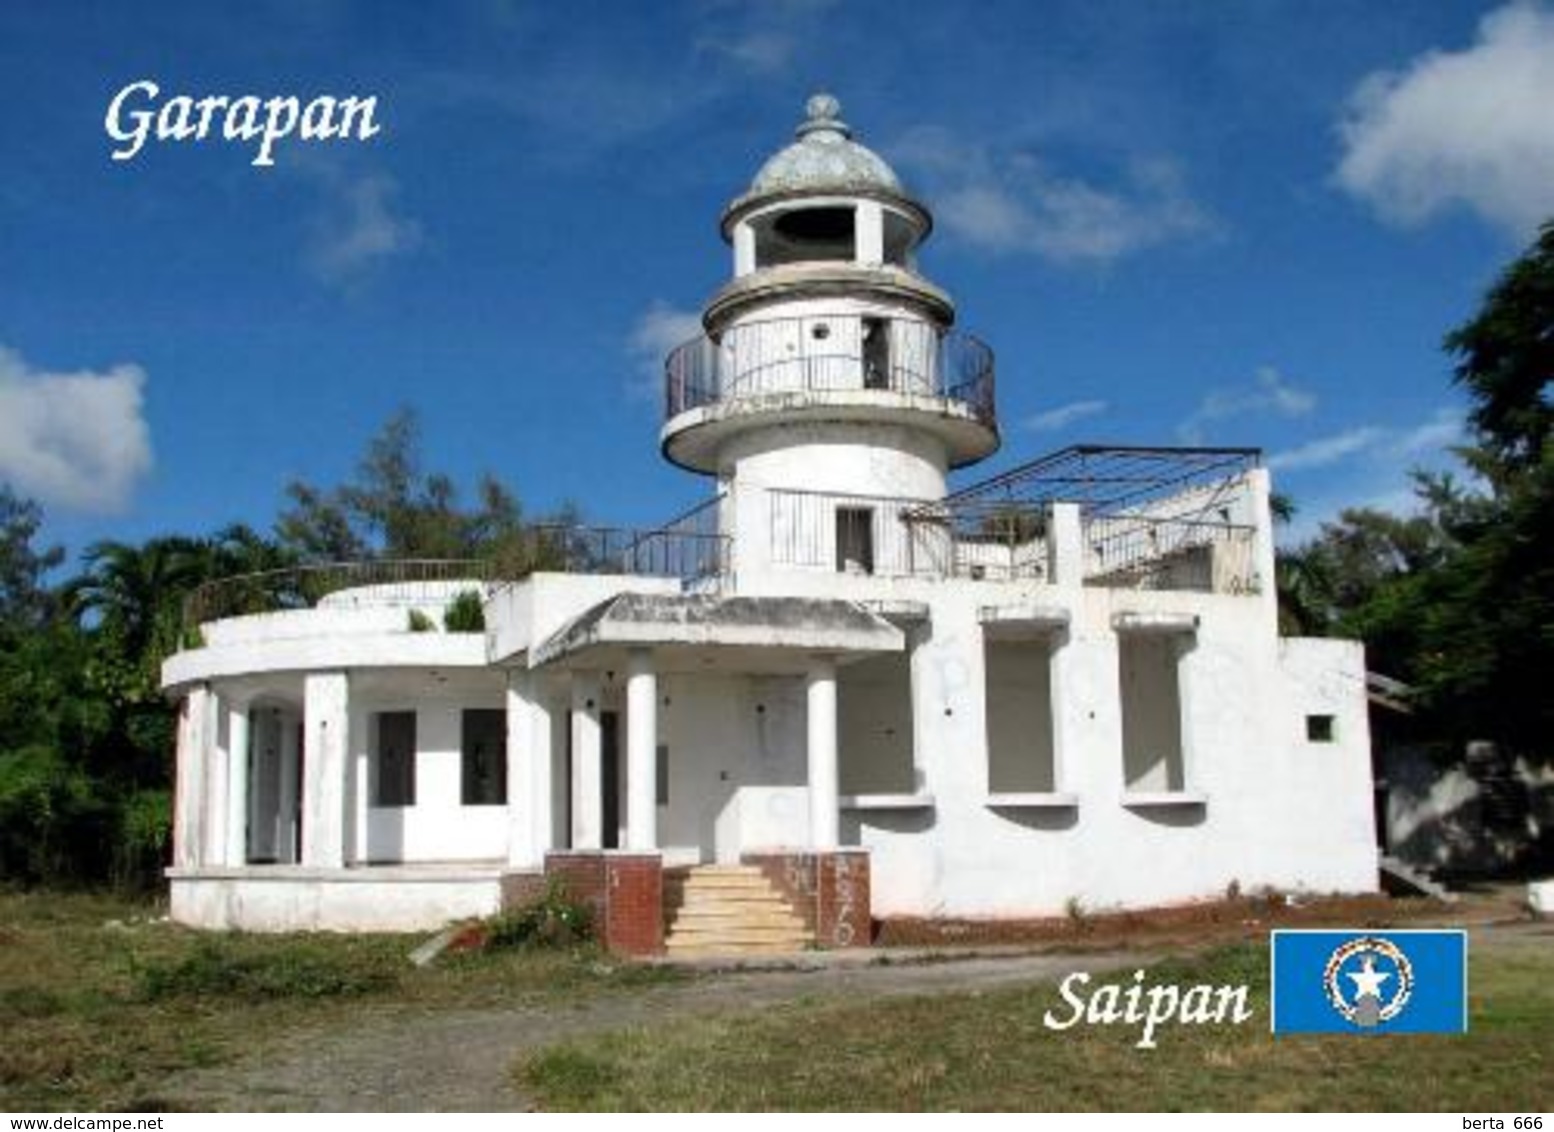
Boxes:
[663,865,811,957]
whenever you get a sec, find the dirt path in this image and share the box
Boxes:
[169,948,1153,1111]
[170,917,1544,1111]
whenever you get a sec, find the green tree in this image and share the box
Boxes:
[277,407,575,567]
[0,487,64,632]
[1443,220,1554,474]
[1280,221,1553,760]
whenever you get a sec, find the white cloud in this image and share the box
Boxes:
[1268,426,1387,471]
[696,30,795,73]
[306,172,422,285]
[1388,406,1465,455]
[896,130,1215,264]
[1024,399,1108,432]
[0,345,153,513]
[1267,408,1469,543]
[1336,2,1554,236]
[695,0,838,75]
[627,301,702,399]
[1178,366,1316,443]
[1270,407,1466,473]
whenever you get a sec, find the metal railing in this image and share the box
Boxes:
[183,558,497,626]
[665,313,996,429]
[183,524,731,627]
[766,489,1044,581]
[1082,515,1258,594]
[763,488,1257,591]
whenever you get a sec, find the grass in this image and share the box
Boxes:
[0,889,682,1111]
[518,935,1554,1111]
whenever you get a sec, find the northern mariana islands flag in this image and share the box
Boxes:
[1270,929,1468,1035]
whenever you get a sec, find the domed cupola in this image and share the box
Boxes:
[661,92,999,540]
[702,93,951,330]
[732,93,915,220]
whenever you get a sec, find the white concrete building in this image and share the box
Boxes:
[162,95,1378,952]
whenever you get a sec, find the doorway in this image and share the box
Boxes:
[863,318,889,389]
[601,710,621,850]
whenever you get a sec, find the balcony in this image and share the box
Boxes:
[760,446,1266,595]
[182,518,729,628]
[661,313,999,472]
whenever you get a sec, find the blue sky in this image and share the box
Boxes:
[3,0,1551,558]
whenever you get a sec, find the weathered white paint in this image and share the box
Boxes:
[173,687,211,868]
[625,650,658,850]
[504,670,535,866]
[162,99,1379,933]
[570,671,603,850]
[807,657,839,849]
[168,866,504,932]
[225,702,249,866]
[838,651,915,795]
[301,673,349,868]
[351,676,509,863]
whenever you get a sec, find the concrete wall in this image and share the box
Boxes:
[1118,633,1186,792]
[657,671,807,862]
[985,638,1057,793]
[839,652,916,795]
[348,671,509,864]
[168,867,503,932]
[834,580,1375,917]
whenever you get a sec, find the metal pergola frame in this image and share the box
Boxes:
[923,444,1262,523]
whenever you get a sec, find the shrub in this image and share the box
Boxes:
[486,878,592,950]
[406,609,436,632]
[443,589,486,633]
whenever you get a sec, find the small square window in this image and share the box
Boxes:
[1306,714,1336,743]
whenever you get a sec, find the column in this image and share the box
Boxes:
[172,686,211,868]
[225,702,250,866]
[531,679,556,858]
[570,671,603,850]
[1046,501,1084,587]
[625,649,658,852]
[806,657,839,849]
[855,199,884,266]
[201,696,228,866]
[301,672,350,868]
[733,220,756,276]
[505,669,536,867]
[1248,466,1279,619]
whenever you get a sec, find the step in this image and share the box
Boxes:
[667,908,806,930]
[665,873,777,891]
[664,941,811,958]
[663,864,813,955]
[666,930,811,949]
[666,891,794,911]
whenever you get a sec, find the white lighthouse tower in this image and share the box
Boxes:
[663,93,999,581]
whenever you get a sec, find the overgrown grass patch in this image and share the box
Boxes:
[518,934,1553,1111]
[0,889,683,1111]
[133,939,400,1002]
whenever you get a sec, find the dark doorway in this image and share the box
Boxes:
[863,318,889,389]
[836,506,876,575]
[601,710,621,850]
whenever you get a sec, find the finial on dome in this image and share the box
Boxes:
[795,91,850,140]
